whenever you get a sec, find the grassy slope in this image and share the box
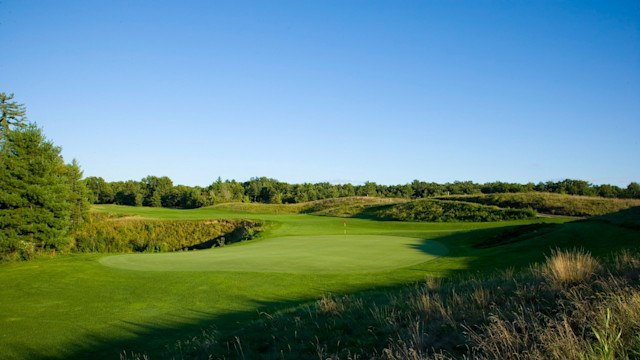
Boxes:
[437,192,640,216]
[208,196,407,216]
[2,202,636,359]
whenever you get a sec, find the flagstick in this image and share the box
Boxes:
[344,219,347,240]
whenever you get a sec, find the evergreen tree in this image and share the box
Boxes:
[0,124,71,260]
[0,93,27,147]
[65,159,90,230]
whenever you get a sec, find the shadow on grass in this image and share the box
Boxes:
[6,298,307,360]
[409,207,640,273]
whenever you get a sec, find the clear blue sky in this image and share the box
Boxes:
[2,1,638,187]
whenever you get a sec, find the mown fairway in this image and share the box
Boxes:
[0,205,572,359]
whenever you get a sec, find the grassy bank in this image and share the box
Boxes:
[71,214,261,253]
[438,192,640,217]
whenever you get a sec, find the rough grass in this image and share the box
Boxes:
[438,192,640,217]
[71,215,261,253]
[150,249,640,360]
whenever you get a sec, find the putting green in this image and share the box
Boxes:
[100,235,448,274]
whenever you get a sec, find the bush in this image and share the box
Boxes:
[373,199,536,222]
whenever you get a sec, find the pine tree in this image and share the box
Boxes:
[65,159,90,231]
[0,124,71,260]
[0,93,27,147]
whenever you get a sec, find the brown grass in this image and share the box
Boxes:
[541,248,601,288]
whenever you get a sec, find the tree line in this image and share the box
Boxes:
[84,176,640,209]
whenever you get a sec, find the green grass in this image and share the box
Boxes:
[100,235,448,273]
[174,248,640,360]
[2,204,636,359]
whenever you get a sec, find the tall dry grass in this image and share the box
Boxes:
[541,248,601,287]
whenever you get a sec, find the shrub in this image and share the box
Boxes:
[373,199,536,222]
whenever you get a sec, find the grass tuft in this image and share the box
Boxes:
[541,248,600,287]
[317,295,344,316]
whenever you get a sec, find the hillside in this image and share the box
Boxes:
[207,196,407,216]
[208,193,638,222]
[436,192,640,217]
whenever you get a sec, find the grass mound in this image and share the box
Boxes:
[438,192,640,217]
[144,249,640,360]
[300,196,407,217]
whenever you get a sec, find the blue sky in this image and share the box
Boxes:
[1,1,638,187]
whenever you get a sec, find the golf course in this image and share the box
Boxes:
[0,201,585,359]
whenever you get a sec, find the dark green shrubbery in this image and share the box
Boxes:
[71,214,261,253]
[373,199,536,222]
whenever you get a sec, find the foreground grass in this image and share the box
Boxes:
[139,248,640,359]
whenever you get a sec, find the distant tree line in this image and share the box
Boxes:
[84,176,640,209]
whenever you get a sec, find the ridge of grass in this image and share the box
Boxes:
[437,192,640,217]
[206,196,407,217]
